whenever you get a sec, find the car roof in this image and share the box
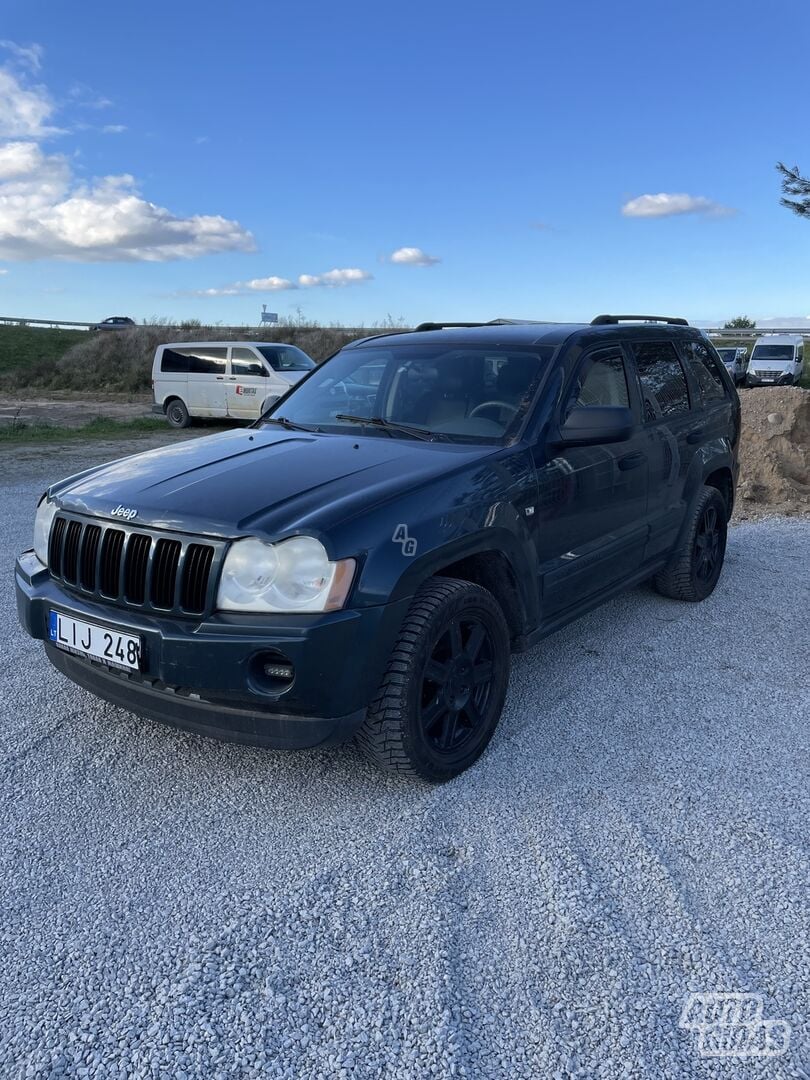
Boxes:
[347,319,698,350]
[158,340,297,349]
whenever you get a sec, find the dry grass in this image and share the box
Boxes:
[0,322,393,395]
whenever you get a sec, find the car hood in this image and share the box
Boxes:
[49,427,498,539]
[277,370,307,384]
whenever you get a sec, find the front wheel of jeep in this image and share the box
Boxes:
[356,577,511,782]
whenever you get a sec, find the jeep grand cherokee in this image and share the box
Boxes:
[16,315,740,781]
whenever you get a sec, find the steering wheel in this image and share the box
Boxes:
[469,400,520,420]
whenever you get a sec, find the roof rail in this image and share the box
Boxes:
[591,314,689,326]
[414,321,493,332]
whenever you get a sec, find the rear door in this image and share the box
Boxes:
[533,344,650,617]
[226,347,272,418]
[627,339,703,562]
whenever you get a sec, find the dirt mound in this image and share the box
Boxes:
[736,387,810,519]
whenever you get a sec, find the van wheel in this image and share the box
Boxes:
[653,485,728,602]
[356,577,510,782]
[165,399,191,428]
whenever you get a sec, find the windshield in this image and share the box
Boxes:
[752,345,795,361]
[716,348,736,362]
[262,343,555,443]
[257,345,315,372]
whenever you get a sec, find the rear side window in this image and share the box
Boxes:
[681,341,726,402]
[161,346,227,374]
[631,341,690,420]
[569,347,629,412]
[160,348,189,373]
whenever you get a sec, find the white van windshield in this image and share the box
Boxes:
[752,346,795,360]
[257,346,315,372]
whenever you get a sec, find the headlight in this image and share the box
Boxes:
[33,496,57,565]
[217,536,355,613]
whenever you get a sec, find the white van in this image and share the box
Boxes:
[152,341,315,427]
[746,335,804,387]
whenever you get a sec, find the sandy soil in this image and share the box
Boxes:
[735,386,809,519]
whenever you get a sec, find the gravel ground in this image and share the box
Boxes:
[1,442,808,1079]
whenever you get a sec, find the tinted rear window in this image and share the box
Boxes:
[631,341,691,419]
[681,341,726,402]
[160,346,227,374]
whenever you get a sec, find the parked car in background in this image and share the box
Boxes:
[90,316,135,331]
[715,346,747,386]
[746,335,804,386]
[18,315,740,781]
[151,340,316,427]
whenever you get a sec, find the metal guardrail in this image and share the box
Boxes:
[0,316,95,329]
[0,316,379,334]
[705,328,810,338]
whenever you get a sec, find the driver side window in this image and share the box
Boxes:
[568,347,629,417]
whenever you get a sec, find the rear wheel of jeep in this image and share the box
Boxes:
[356,577,510,782]
[166,398,191,428]
[653,485,728,602]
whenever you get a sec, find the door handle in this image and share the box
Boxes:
[216,376,225,381]
[618,450,644,471]
[686,430,704,444]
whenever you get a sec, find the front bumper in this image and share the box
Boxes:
[746,373,794,387]
[15,551,410,750]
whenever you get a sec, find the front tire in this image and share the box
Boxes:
[356,577,511,782]
[653,485,728,602]
[165,398,191,428]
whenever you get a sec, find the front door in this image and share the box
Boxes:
[532,345,650,618]
[226,347,272,419]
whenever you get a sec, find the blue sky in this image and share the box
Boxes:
[1,0,809,327]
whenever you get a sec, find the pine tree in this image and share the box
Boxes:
[776,163,810,218]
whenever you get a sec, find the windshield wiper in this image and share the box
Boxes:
[259,415,320,433]
[334,414,438,442]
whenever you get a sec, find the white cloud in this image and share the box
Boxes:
[0,142,255,261]
[101,124,127,135]
[621,193,735,219]
[0,40,43,72]
[299,267,372,287]
[0,267,7,274]
[192,276,297,296]
[67,83,113,109]
[0,67,59,138]
[389,246,440,267]
[0,61,254,262]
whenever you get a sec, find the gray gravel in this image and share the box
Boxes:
[1,441,808,1079]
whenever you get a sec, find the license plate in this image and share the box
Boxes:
[48,610,142,671]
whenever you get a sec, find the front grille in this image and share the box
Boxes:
[47,513,222,617]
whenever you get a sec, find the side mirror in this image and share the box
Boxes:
[554,406,634,448]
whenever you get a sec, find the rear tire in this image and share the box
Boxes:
[356,577,511,782]
[165,398,191,428]
[653,485,728,602]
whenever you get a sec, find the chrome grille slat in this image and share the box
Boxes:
[48,513,220,618]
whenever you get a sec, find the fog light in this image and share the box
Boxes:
[248,650,295,696]
[264,662,294,680]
